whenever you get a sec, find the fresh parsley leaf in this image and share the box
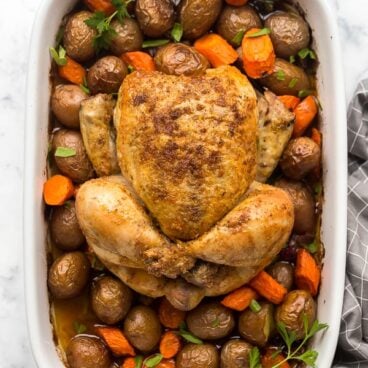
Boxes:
[49,45,67,66]
[112,0,132,23]
[144,354,163,368]
[308,320,329,338]
[249,347,262,368]
[85,11,118,52]
[304,241,318,254]
[288,77,299,88]
[171,23,183,42]
[296,349,319,367]
[232,30,245,46]
[298,47,317,60]
[80,76,90,94]
[298,89,313,98]
[276,69,286,81]
[250,299,262,313]
[73,321,87,334]
[245,27,271,38]
[134,355,143,368]
[179,322,203,344]
[142,39,170,48]
[54,147,76,158]
[289,55,296,64]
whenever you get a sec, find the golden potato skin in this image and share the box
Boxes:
[177,344,220,368]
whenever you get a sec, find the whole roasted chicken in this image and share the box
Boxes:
[76,66,295,310]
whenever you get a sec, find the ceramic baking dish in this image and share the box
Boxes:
[24,0,347,366]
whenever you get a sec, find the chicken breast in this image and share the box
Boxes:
[115,66,258,240]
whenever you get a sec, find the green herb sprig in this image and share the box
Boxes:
[144,354,163,367]
[179,322,203,344]
[142,39,170,48]
[54,147,76,158]
[134,355,143,368]
[245,28,271,38]
[171,23,183,42]
[298,48,317,60]
[73,321,87,334]
[50,45,67,66]
[232,30,245,46]
[249,347,262,368]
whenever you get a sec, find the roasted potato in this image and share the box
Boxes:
[63,11,97,62]
[265,11,310,58]
[267,261,294,291]
[275,178,316,235]
[135,0,175,37]
[176,343,220,368]
[154,43,210,76]
[66,335,111,368]
[238,302,276,347]
[52,129,94,183]
[51,85,88,129]
[220,339,253,368]
[186,302,235,340]
[123,306,162,352]
[275,290,316,340]
[87,56,128,94]
[91,276,133,325]
[216,5,262,46]
[280,137,321,180]
[260,58,310,96]
[178,0,222,40]
[48,252,90,299]
[110,18,143,56]
[50,200,85,251]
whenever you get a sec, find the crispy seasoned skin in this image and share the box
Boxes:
[115,66,258,240]
[256,91,295,182]
[79,94,120,177]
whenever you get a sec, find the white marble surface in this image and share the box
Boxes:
[0,0,367,366]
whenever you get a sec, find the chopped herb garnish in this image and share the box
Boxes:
[298,47,317,60]
[127,64,135,73]
[85,11,118,52]
[73,321,87,334]
[298,89,313,98]
[250,299,262,313]
[90,254,105,271]
[276,69,286,81]
[63,200,73,209]
[112,0,133,23]
[304,241,318,254]
[80,76,90,94]
[232,30,245,46]
[144,354,163,368]
[289,55,296,64]
[288,77,299,88]
[171,22,183,42]
[49,45,67,66]
[211,318,220,327]
[314,182,322,195]
[54,147,76,158]
[245,28,271,38]
[134,356,143,368]
[142,39,170,48]
[179,322,203,344]
[249,347,262,368]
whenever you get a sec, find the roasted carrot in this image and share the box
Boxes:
[84,0,116,15]
[311,127,322,147]
[58,56,86,85]
[242,28,275,79]
[43,175,74,206]
[158,298,186,329]
[121,51,156,72]
[261,349,291,368]
[278,95,301,111]
[194,33,238,68]
[159,331,181,359]
[295,248,321,297]
[156,360,176,368]
[221,286,258,311]
[96,326,135,357]
[249,270,287,304]
[225,0,249,5]
[293,95,318,137]
[121,357,136,368]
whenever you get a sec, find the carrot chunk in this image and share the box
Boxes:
[194,33,238,68]
[242,28,275,79]
[121,357,136,368]
[156,359,176,368]
[261,349,291,368]
[278,95,301,111]
[121,51,156,72]
[295,248,321,297]
[96,326,135,357]
[84,0,116,15]
[43,175,74,206]
[159,331,181,359]
[58,56,86,85]
[221,286,258,311]
[293,95,318,137]
[249,270,287,304]
[158,298,186,329]
[311,127,322,147]
[225,0,249,5]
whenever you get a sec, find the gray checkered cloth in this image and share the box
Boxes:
[333,79,368,367]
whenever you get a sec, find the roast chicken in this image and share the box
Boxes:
[76,66,295,310]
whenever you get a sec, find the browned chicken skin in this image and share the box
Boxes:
[76,66,294,310]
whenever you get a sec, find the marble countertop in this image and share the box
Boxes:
[0,0,367,366]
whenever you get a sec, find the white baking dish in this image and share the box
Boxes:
[24,0,347,366]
